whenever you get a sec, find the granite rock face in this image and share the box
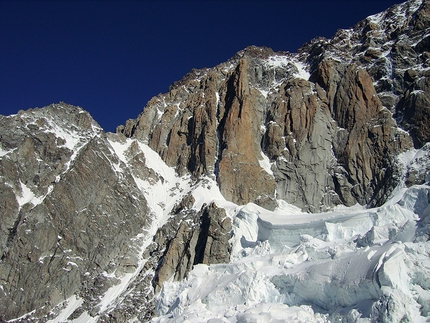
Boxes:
[119,0,428,212]
[0,105,233,322]
[0,104,151,320]
[154,201,231,292]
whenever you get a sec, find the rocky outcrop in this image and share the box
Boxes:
[154,202,231,292]
[264,76,339,210]
[311,62,412,206]
[303,0,429,149]
[397,69,430,148]
[0,104,151,321]
[217,58,276,209]
[119,13,426,211]
[118,48,278,209]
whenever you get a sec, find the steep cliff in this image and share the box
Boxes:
[117,0,429,212]
[118,0,429,212]
[0,105,153,320]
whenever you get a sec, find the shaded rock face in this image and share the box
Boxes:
[311,62,412,206]
[119,0,429,212]
[154,201,231,292]
[304,0,430,149]
[397,70,430,148]
[0,104,151,320]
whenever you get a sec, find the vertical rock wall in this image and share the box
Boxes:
[118,43,415,211]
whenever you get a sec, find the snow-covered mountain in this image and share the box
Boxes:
[1,0,429,322]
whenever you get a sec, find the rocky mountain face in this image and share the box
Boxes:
[0,106,151,320]
[0,0,429,322]
[118,0,428,212]
[0,104,233,322]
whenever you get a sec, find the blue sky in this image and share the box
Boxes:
[1,0,401,132]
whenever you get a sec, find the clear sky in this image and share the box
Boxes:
[1,0,402,132]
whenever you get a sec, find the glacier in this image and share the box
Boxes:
[151,195,430,322]
[148,148,430,322]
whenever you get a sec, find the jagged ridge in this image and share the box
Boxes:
[118,0,429,212]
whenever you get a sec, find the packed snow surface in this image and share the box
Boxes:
[264,54,310,81]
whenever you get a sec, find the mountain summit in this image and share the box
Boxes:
[1,0,430,322]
